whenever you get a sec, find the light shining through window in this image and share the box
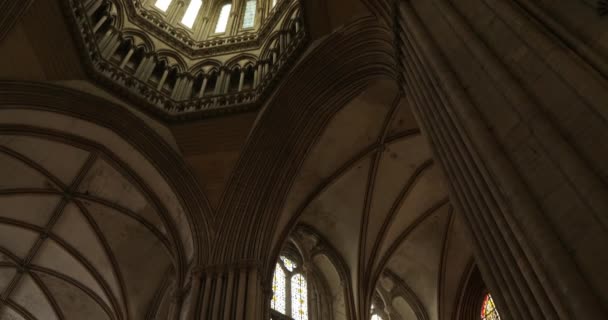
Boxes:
[481,294,501,320]
[280,256,296,272]
[181,0,202,28]
[242,0,256,28]
[271,266,286,313]
[215,4,232,33]
[154,0,172,11]
[291,274,308,320]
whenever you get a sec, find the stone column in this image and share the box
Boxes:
[137,57,156,82]
[86,0,104,16]
[92,15,108,33]
[119,47,135,68]
[168,1,185,24]
[238,69,245,91]
[397,1,608,319]
[254,66,260,88]
[187,264,266,320]
[97,29,115,50]
[198,76,208,98]
[156,69,169,91]
[101,34,121,58]
[215,68,226,95]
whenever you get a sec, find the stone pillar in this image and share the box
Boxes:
[86,0,104,16]
[97,28,115,50]
[196,17,209,39]
[134,55,150,79]
[198,76,208,98]
[119,47,134,68]
[226,12,238,36]
[238,69,245,91]
[397,1,608,319]
[279,32,286,53]
[156,69,169,91]
[101,33,121,58]
[168,1,185,24]
[255,4,264,29]
[187,264,265,320]
[137,57,156,81]
[92,15,108,33]
[215,68,226,95]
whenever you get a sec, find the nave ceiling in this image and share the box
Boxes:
[0,0,477,319]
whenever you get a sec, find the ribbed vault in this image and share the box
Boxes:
[273,77,474,319]
[0,82,212,320]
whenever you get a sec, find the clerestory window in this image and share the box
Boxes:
[154,0,172,11]
[215,3,232,33]
[181,0,203,28]
[242,0,257,28]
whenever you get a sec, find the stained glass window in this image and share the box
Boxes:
[154,0,172,11]
[291,274,308,320]
[215,4,232,33]
[281,256,296,272]
[181,0,202,28]
[271,265,286,313]
[481,294,501,320]
[242,0,256,28]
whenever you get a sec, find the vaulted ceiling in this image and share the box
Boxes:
[0,0,476,318]
[272,78,473,319]
[0,84,210,320]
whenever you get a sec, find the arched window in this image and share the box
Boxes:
[215,3,232,33]
[291,274,308,320]
[154,0,172,11]
[271,265,286,313]
[481,294,501,320]
[271,256,309,320]
[370,301,386,320]
[181,0,203,28]
[242,0,256,28]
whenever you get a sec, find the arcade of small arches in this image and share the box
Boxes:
[69,0,307,117]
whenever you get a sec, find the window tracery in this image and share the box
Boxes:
[271,255,309,320]
[481,294,501,320]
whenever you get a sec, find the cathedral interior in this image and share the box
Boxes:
[0,0,607,319]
